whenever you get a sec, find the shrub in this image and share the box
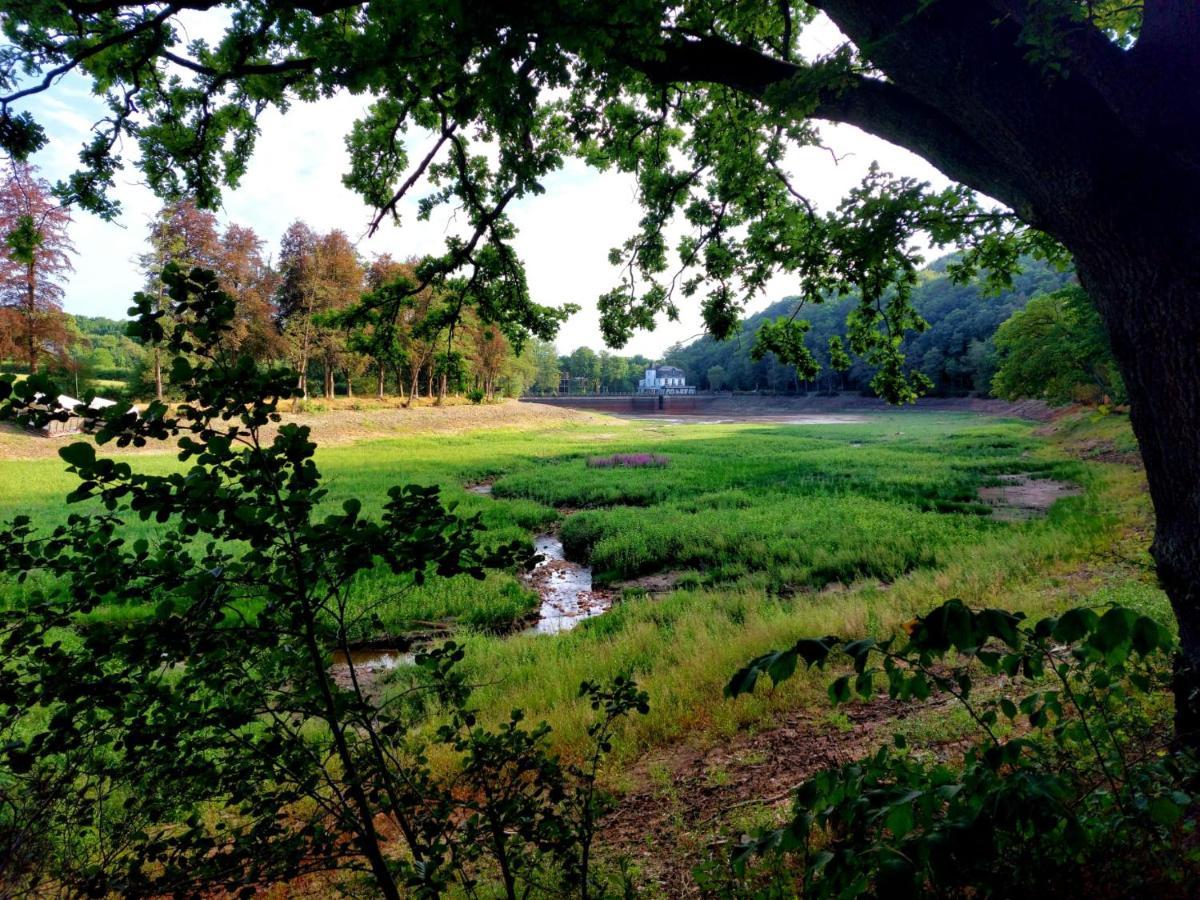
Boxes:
[0,266,649,898]
[723,599,1198,898]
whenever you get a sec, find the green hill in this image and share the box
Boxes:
[664,256,1072,395]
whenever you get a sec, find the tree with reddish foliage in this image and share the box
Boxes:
[0,307,21,364]
[312,230,363,399]
[274,223,362,400]
[274,220,319,398]
[213,223,282,361]
[139,199,221,398]
[466,316,509,402]
[0,162,74,374]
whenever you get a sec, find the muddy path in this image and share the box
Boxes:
[598,692,968,896]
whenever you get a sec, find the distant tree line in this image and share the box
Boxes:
[0,165,569,404]
[662,255,1121,404]
[1,165,1122,409]
[547,346,655,394]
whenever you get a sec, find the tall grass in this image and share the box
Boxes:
[0,411,1153,767]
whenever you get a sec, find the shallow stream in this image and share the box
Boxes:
[329,521,610,684]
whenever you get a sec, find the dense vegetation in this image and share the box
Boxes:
[992,285,1127,406]
[665,256,1072,394]
[4,1,1200,895]
[0,187,570,404]
[4,294,1187,891]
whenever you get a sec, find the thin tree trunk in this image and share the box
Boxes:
[406,366,419,408]
[24,262,37,375]
[345,372,353,399]
[154,282,167,401]
[323,360,334,400]
[377,363,385,400]
[296,314,313,401]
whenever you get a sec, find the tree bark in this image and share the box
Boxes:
[1074,237,1200,743]
[377,363,385,400]
[296,317,312,400]
[24,262,37,375]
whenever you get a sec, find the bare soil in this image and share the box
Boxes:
[598,692,966,896]
[613,571,688,594]
[549,393,1057,422]
[0,400,599,461]
[977,473,1083,521]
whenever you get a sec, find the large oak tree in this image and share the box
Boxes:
[3,1,1199,734]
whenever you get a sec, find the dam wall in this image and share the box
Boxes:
[522,394,720,414]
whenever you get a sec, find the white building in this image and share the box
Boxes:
[638,365,695,395]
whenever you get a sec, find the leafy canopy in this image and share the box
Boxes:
[0,1,1110,401]
[992,285,1126,405]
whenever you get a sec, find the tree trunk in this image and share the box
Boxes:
[345,372,353,399]
[154,347,164,402]
[296,335,311,401]
[323,360,334,400]
[377,363,385,400]
[24,262,37,375]
[1075,239,1200,744]
[406,367,419,408]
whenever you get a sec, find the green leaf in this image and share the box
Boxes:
[1149,796,1183,827]
[829,675,853,705]
[1051,607,1097,644]
[58,442,96,468]
[885,801,914,838]
[1131,616,1168,655]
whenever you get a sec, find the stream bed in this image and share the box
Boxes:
[524,533,612,634]
[330,529,610,685]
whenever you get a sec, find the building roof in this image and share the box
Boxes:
[656,365,685,376]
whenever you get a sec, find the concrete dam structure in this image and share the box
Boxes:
[522,394,720,414]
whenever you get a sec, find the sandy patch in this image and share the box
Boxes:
[978,473,1082,521]
[0,400,600,461]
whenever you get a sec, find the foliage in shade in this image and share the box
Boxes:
[0,266,646,897]
[722,599,1198,897]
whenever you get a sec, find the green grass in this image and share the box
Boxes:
[0,410,1156,763]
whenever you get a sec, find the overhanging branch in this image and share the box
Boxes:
[625,34,1038,221]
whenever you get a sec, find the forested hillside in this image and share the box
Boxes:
[665,257,1072,394]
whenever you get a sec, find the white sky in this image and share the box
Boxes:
[25,15,952,357]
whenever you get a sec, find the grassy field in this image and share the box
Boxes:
[0,407,1162,774]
